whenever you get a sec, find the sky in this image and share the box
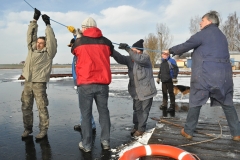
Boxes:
[1,0,240,64]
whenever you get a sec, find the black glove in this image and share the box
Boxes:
[33,8,41,20]
[118,43,129,50]
[42,14,50,26]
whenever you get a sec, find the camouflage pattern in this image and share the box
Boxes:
[21,82,49,131]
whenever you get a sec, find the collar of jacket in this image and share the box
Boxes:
[161,56,170,61]
[36,47,47,53]
[202,23,218,30]
[82,27,103,38]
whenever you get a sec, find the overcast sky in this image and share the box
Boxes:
[1,0,240,64]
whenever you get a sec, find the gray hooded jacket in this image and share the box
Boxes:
[112,49,157,101]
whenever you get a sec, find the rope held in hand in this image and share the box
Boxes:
[23,0,67,27]
[24,0,163,53]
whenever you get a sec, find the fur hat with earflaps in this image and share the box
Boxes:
[132,39,144,51]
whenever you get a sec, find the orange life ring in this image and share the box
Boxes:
[119,144,196,160]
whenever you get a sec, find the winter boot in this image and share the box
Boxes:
[79,141,91,152]
[101,140,110,150]
[21,129,33,138]
[133,130,144,137]
[160,100,168,109]
[130,128,137,136]
[35,130,47,139]
[167,104,175,112]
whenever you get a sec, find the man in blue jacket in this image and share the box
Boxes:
[156,52,178,112]
[164,11,240,141]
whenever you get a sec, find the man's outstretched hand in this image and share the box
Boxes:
[42,14,50,26]
[33,8,41,21]
[118,43,129,50]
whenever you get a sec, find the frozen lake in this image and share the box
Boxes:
[0,68,240,159]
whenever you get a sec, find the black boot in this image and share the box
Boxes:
[160,104,167,110]
[167,104,175,112]
[160,100,168,110]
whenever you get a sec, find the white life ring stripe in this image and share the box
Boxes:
[178,151,189,160]
[145,145,152,156]
[119,144,196,160]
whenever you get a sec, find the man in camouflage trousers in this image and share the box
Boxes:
[21,8,57,139]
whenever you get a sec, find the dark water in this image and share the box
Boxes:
[1,69,240,160]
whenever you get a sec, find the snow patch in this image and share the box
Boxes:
[116,128,155,158]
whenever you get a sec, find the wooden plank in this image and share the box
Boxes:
[147,118,240,160]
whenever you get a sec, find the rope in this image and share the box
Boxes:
[155,118,220,137]
[157,118,223,147]
[112,42,162,53]
[178,120,222,147]
[23,0,67,27]
[158,118,223,160]
[24,0,162,52]
[23,0,34,9]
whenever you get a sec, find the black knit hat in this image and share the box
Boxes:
[132,39,144,51]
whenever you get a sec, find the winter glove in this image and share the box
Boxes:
[42,14,50,26]
[156,78,160,84]
[33,8,41,21]
[67,26,76,33]
[76,28,82,38]
[118,43,130,50]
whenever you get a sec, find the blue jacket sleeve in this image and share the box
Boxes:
[72,56,77,85]
[170,33,201,56]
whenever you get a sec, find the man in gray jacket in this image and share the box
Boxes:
[21,8,57,139]
[113,39,157,137]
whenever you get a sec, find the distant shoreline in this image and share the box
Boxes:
[0,64,126,69]
[0,64,70,69]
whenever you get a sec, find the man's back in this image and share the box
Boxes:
[72,27,113,85]
[194,24,229,59]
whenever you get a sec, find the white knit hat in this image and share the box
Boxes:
[81,17,97,28]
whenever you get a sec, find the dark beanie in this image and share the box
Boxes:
[132,39,144,51]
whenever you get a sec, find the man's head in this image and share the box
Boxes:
[37,37,46,51]
[81,17,97,32]
[200,11,220,30]
[68,38,75,47]
[132,39,144,54]
[161,52,170,59]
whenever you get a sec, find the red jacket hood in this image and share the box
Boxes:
[83,27,103,38]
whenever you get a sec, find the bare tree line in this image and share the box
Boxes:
[144,23,173,67]
[144,11,240,67]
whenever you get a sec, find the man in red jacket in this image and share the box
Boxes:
[71,17,114,152]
